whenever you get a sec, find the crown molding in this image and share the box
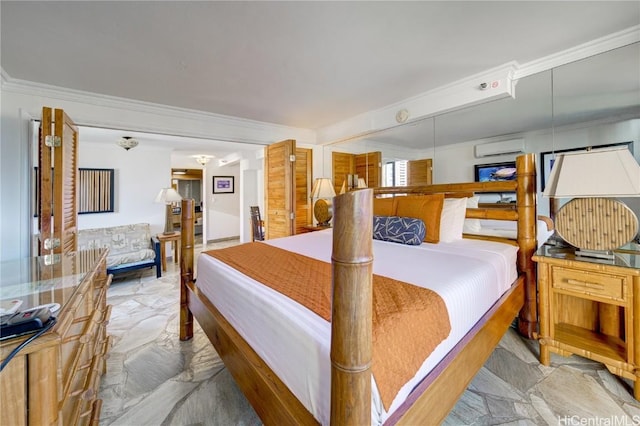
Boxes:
[1,73,316,145]
[514,25,640,79]
[317,62,518,145]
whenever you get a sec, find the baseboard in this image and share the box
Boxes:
[206,236,240,244]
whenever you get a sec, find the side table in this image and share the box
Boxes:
[157,231,181,271]
[533,244,640,400]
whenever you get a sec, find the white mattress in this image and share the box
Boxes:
[196,230,518,425]
[466,219,554,247]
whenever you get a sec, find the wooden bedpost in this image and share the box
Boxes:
[330,189,373,426]
[180,198,195,341]
[515,153,538,339]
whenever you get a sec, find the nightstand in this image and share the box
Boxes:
[533,244,640,399]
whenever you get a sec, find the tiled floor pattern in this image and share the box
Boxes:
[99,239,640,425]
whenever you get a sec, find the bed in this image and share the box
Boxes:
[179,153,539,425]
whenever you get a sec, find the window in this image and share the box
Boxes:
[383,160,408,187]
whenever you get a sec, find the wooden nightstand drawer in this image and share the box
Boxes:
[552,267,624,301]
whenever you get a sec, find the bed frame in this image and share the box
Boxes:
[179,152,538,425]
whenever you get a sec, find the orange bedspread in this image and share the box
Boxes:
[205,242,451,409]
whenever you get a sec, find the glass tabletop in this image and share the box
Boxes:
[536,242,640,270]
[0,249,106,314]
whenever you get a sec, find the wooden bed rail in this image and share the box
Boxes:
[514,153,537,338]
[180,198,195,341]
[375,180,517,195]
[331,188,374,425]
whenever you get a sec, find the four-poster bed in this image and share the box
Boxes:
[179,153,538,425]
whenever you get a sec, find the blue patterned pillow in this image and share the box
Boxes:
[373,216,426,245]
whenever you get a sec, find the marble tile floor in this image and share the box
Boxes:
[99,240,640,425]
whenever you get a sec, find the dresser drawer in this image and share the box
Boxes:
[551,266,625,301]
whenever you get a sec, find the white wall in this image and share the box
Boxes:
[206,163,241,241]
[240,150,264,243]
[78,143,172,234]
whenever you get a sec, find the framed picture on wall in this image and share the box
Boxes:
[540,141,633,192]
[213,176,234,194]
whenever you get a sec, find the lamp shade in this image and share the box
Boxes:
[357,178,368,189]
[543,147,640,198]
[311,178,336,199]
[155,188,183,204]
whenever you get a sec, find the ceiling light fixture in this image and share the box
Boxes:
[193,155,213,166]
[117,136,139,151]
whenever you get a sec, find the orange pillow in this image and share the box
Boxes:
[373,197,397,216]
[395,194,445,243]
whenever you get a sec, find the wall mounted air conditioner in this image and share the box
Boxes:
[475,139,524,158]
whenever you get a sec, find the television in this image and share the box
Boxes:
[474,161,517,183]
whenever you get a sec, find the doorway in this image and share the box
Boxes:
[171,168,204,241]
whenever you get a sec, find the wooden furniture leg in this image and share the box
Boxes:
[160,241,167,271]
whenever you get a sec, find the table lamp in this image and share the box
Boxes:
[155,188,183,234]
[311,178,336,227]
[543,146,640,259]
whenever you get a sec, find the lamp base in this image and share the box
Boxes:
[313,199,333,227]
[164,204,175,234]
[555,197,638,252]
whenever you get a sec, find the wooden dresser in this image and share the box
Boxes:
[533,244,640,399]
[0,249,112,425]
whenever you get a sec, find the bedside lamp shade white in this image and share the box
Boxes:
[311,178,336,227]
[543,147,640,257]
[543,147,640,198]
[155,188,183,234]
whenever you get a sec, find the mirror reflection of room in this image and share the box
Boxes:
[171,168,203,236]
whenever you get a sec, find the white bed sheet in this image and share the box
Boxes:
[196,229,518,425]
[465,218,554,247]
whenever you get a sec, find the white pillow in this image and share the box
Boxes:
[439,197,468,242]
[463,196,482,233]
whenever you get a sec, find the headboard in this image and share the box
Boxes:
[372,153,538,338]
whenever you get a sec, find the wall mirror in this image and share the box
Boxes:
[324,70,552,191]
[323,41,639,218]
[547,42,640,216]
[323,117,435,193]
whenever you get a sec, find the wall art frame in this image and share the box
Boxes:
[213,176,234,194]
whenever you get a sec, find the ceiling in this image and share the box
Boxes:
[2,1,639,134]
